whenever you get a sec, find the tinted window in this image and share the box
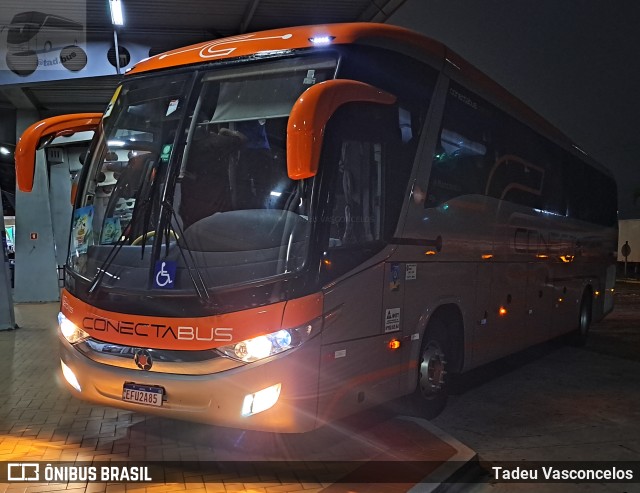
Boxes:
[321,102,423,279]
[338,45,436,146]
[426,84,494,207]
[564,153,617,226]
[426,81,614,224]
[337,45,438,238]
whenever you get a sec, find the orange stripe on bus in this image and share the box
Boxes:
[61,289,322,351]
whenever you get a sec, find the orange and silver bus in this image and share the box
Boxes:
[16,23,617,432]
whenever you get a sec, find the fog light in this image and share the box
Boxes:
[241,383,281,416]
[61,360,81,392]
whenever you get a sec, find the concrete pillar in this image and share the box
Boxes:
[14,147,60,302]
[14,131,94,302]
[14,109,61,302]
[0,206,17,330]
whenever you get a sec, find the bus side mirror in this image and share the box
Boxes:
[286,79,396,180]
[15,113,102,192]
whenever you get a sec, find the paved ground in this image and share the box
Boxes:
[432,280,640,492]
[1,281,639,492]
[0,303,472,492]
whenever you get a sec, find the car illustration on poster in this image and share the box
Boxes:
[3,11,87,76]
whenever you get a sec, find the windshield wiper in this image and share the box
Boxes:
[88,159,159,294]
[88,195,142,293]
[157,198,212,304]
[136,166,162,258]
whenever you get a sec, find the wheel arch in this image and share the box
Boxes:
[421,303,465,373]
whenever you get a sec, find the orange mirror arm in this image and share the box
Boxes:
[16,113,102,192]
[286,80,396,180]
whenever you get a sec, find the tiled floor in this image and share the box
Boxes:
[0,303,471,492]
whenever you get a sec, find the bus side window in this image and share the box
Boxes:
[426,87,493,208]
[329,141,383,247]
[320,102,417,280]
[324,100,410,251]
[426,81,568,215]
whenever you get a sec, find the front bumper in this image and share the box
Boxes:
[59,332,322,433]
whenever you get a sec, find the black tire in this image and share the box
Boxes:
[411,317,451,419]
[569,290,592,347]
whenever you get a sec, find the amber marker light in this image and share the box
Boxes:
[388,339,401,350]
[498,306,508,316]
[481,254,493,260]
[425,250,437,256]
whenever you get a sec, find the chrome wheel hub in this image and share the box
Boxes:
[419,343,447,396]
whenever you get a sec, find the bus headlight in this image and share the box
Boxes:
[58,312,90,344]
[217,318,320,363]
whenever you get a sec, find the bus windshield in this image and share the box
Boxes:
[69,54,337,293]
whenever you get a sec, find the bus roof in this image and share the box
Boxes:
[128,23,444,75]
[128,22,609,176]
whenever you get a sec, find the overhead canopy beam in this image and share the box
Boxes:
[359,0,408,22]
[0,87,39,111]
[239,0,262,34]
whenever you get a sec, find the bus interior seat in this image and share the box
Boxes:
[232,148,275,210]
[177,129,241,228]
[181,209,308,252]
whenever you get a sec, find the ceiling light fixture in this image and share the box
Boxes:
[109,0,124,26]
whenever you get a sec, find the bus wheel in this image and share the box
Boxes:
[569,290,592,347]
[412,318,450,419]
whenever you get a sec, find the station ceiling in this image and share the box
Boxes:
[0,0,406,114]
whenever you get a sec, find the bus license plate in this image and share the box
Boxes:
[122,383,163,407]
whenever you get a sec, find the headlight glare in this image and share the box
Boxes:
[58,312,90,344]
[217,318,320,363]
[245,336,273,360]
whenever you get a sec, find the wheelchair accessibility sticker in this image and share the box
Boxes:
[154,260,176,289]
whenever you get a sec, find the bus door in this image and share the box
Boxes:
[316,102,409,423]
